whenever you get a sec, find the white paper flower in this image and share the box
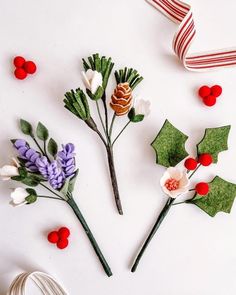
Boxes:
[160,167,189,198]
[10,187,28,207]
[134,99,151,116]
[81,69,103,94]
[0,158,19,181]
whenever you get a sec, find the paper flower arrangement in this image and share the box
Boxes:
[0,119,112,277]
[64,53,150,215]
[131,120,236,272]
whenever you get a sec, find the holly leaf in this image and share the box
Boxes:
[189,176,236,217]
[151,120,188,167]
[197,125,230,163]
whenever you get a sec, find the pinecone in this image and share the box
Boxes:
[110,82,132,116]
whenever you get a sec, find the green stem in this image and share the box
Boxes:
[38,195,65,201]
[67,197,113,277]
[102,93,109,135]
[112,121,131,146]
[31,135,45,156]
[39,183,64,200]
[96,101,108,140]
[131,197,174,272]
[172,201,186,206]
[108,113,116,139]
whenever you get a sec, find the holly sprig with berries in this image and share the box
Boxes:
[131,120,236,272]
[63,53,150,215]
[0,119,112,277]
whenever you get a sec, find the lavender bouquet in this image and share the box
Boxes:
[0,119,112,277]
[64,53,150,215]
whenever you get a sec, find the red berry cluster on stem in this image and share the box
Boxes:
[198,85,222,107]
[13,56,37,80]
[47,226,70,249]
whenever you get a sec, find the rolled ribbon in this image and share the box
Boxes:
[7,271,68,295]
[146,0,236,71]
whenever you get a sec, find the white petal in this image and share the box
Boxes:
[179,173,189,188]
[160,170,171,187]
[167,167,183,181]
[0,165,19,180]
[134,99,151,116]
[11,157,20,168]
[11,188,28,205]
[90,71,103,94]
[81,71,91,90]
[85,69,95,80]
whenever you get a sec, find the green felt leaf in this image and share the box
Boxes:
[151,120,188,167]
[25,194,37,204]
[21,176,40,187]
[48,138,58,157]
[128,108,144,123]
[20,119,33,135]
[68,169,79,193]
[60,179,70,196]
[197,125,230,163]
[189,176,236,217]
[36,122,49,141]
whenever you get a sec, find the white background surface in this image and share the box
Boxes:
[1,0,236,294]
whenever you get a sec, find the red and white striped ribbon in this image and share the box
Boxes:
[146,0,236,71]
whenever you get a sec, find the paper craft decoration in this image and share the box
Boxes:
[0,120,112,277]
[64,53,150,215]
[7,271,68,295]
[146,0,236,71]
[131,120,236,272]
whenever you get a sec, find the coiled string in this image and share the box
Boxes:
[7,271,68,295]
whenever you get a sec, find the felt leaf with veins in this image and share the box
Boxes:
[197,125,230,162]
[189,176,236,217]
[151,120,188,167]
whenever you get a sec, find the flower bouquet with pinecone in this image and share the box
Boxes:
[131,120,236,272]
[64,53,150,215]
[0,119,112,277]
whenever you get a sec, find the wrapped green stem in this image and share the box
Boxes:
[131,197,174,272]
[67,197,112,277]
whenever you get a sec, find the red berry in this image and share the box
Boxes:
[198,153,213,166]
[58,227,70,239]
[195,182,209,195]
[198,86,211,98]
[13,56,25,68]
[47,231,59,244]
[14,68,27,80]
[184,158,198,170]
[23,61,37,74]
[57,238,69,249]
[211,85,222,97]
[203,95,216,107]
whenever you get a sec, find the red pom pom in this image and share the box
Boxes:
[203,95,216,107]
[211,85,222,97]
[184,158,198,170]
[58,227,70,239]
[23,61,37,74]
[14,68,27,80]
[47,231,59,244]
[195,182,209,195]
[198,86,211,98]
[198,153,213,166]
[13,56,25,68]
[57,238,69,249]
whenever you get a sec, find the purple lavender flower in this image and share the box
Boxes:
[14,139,40,172]
[36,156,65,189]
[57,143,76,178]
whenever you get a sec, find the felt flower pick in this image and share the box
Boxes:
[64,53,146,215]
[131,120,236,272]
[1,119,112,277]
[0,158,19,180]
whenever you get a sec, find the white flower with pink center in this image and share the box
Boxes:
[160,167,189,198]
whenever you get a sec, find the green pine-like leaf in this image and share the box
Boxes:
[197,125,230,163]
[189,176,236,217]
[48,138,58,157]
[20,119,33,135]
[36,122,49,141]
[151,120,188,167]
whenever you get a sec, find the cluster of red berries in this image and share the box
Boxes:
[198,85,222,107]
[13,56,37,80]
[184,153,213,196]
[47,227,70,249]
